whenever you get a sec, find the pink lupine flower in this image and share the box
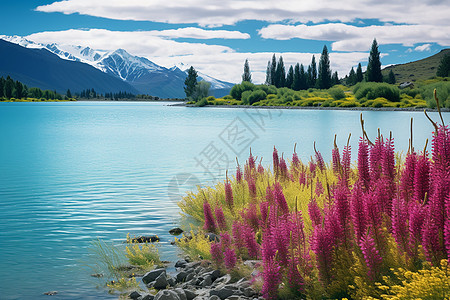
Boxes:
[391,197,409,254]
[203,201,216,232]
[311,225,334,285]
[279,154,289,180]
[309,160,316,178]
[292,147,300,169]
[445,218,450,259]
[408,200,425,257]
[224,180,234,209]
[350,182,367,241]
[308,198,322,227]
[273,146,279,175]
[210,242,223,264]
[299,169,307,185]
[332,146,341,175]
[241,223,259,259]
[334,185,350,234]
[265,185,274,205]
[400,152,417,202]
[382,136,396,182]
[215,206,227,231]
[287,256,304,293]
[342,143,351,184]
[413,153,430,204]
[236,163,243,183]
[247,176,257,199]
[224,248,237,270]
[369,136,383,182]
[260,201,269,227]
[257,160,265,174]
[261,257,282,300]
[359,230,383,281]
[273,182,289,215]
[232,221,245,250]
[315,147,325,172]
[220,232,232,249]
[315,177,324,196]
[358,137,371,190]
[248,149,256,170]
[243,203,259,230]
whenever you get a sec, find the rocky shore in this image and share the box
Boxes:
[128,258,261,300]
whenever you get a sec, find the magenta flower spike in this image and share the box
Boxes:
[248,148,256,170]
[224,180,234,209]
[203,201,216,232]
[334,184,350,234]
[215,206,227,231]
[332,145,341,175]
[308,198,323,227]
[224,248,237,270]
[382,136,396,182]
[342,143,351,184]
[261,257,282,300]
[391,197,410,254]
[408,200,425,257]
[369,136,384,182]
[413,153,430,204]
[350,182,367,242]
[273,182,289,215]
[315,177,324,196]
[273,146,279,175]
[210,242,223,264]
[358,137,371,190]
[400,152,417,202]
[359,230,383,281]
[236,163,243,183]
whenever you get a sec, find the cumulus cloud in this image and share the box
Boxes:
[259,23,450,51]
[414,43,432,52]
[36,0,450,27]
[25,29,369,84]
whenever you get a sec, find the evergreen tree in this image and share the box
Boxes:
[242,59,252,83]
[299,64,308,90]
[275,56,286,88]
[184,66,198,99]
[317,45,332,89]
[14,81,23,99]
[4,76,14,99]
[436,53,450,77]
[366,39,383,82]
[270,54,277,86]
[356,63,364,83]
[387,69,396,84]
[286,65,294,89]
[0,77,4,98]
[331,71,339,86]
[66,89,72,99]
[348,67,356,85]
[311,55,317,86]
[292,63,301,91]
[265,61,272,85]
[307,65,313,88]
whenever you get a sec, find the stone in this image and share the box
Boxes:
[143,269,166,284]
[210,287,234,300]
[140,294,155,300]
[183,289,197,300]
[201,275,213,287]
[130,235,160,243]
[173,288,187,300]
[175,259,188,268]
[130,291,142,299]
[243,287,256,297]
[154,290,181,300]
[153,272,169,290]
[209,296,221,300]
[185,261,201,269]
[213,274,231,286]
[176,271,189,282]
[169,228,184,235]
[167,276,176,287]
[43,291,58,296]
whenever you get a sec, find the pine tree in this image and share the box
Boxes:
[265,61,272,85]
[4,76,14,99]
[292,63,301,91]
[0,77,5,98]
[299,64,308,90]
[242,59,252,83]
[275,56,286,88]
[14,81,23,99]
[356,63,364,83]
[270,54,277,86]
[436,53,450,77]
[366,39,383,82]
[311,55,317,86]
[331,71,339,86]
[387,69,396,84]
[317,46,332,89]
[307,65,313,88]
[348,67,356,85]
[66,89,72,99]
[286,65,294,89]
[184,66,198,99]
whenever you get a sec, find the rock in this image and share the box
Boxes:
[169,228,184,235]
[173,288,187,300]
[154,290,181,300]
[176,271,189,282]
[43,291,58,296]
[209,296,221,300]
[143,269,166,284]
[154,272,169,290]
[167,276,176,287]
[130,235,160,243]
[213,274,231,286]
[183,289,197,300]
[130,291,142,299]
[175,259,188,268]
[184,272,195,282]
[206,233,220,242]
[210,287,234,300]
[204,269,221,281]
[140,294,155,300]
[201,275,213,287]
[243,287,256,297]
[90,273,103,278]
[185,261,201,269]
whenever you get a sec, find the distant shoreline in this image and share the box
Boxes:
[169,102,450,112]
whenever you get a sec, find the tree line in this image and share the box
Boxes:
[0,75,65,100]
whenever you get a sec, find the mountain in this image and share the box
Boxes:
[382,49,450,83]
[0,39,138,95]
[0,35,235,98]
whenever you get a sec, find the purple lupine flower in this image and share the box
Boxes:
[400,152,417,202]
[203,201,216,232]
[413,153,430,204]
[342,143,351,184]
[224,248,237,270]
[332,146,341,175]
[265,185,274,205]
[273,146,279,175]
[215,206,227,231]
[315,177,324,196]
[247,176,257,199]
[408,200,425,257]
[273,182,289,215]
[311,225,334,285]
[261,257,282,300]
[279,154,289,180]
[248,149,256,170]
[224,179,234,209]
[299,169,307,185]
[269,218,291,266]
[220,232,232,249]
[243,203,259,230]
[232,221,245,251]
[370,136,384,182]
[382,136,396,182]
[350,182,367,242]
[260,201,269,227]
[358,137,371,190]
[309,160,316,178]
[241,222,259,259]
[210,242,223,264]
[391,197,410,254]
[292,147,300,169]
[359,230,383,281]
[308,198,322,227]
[236,164,243,183]
[334,184,350,235]
[315,147,325,172]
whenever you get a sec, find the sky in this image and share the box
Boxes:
[1,0,449,84]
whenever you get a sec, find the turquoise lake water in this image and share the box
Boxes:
[0,101,448,299]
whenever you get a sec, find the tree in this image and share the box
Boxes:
[184,66,198,99]
[387,69,396,84]
[265,61,272,85]
[0,77,4,98]
[331,71,339,86]
[348,67,356,85]
[292,63,301,91]
[299,64,308,90]
[356,63,364,83]
[286,65,294,89]
[4,76,14,99]
[66,89,72,99]
[191,80,210,101]
[366,39,383,82]
[317,45,332,89]
[275,56,286,88]
[242,59,252,83]
[270,54,277,86]
[311,55,317,86]
[307,65,313,88]
[14,81,24,99]
[437,53,450,77]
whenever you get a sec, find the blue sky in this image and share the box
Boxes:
[1,0,449,83]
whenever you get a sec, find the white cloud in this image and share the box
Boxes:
[414,43,432,52]
[25,29,369,84]
[259,23,450,52]
[36,0,450,27]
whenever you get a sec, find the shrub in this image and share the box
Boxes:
[419,81,450,108]
[244,90,267,105]
[230,81,255,100]
[195,98,208,107]
[353,82,400,102]
[328,87,346,100]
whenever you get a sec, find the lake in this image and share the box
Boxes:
[0,101,447,299]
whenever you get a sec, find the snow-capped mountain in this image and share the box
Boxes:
[0,35,234,98]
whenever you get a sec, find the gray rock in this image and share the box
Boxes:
[130,235,160,243]
[173,288,187,300]
[140,294,155,300]
[195,266,205,274]
[167,276,176,287]
[169,227,184,235]
[143,269,166,284]
[183,289,197,300]
[210,287,234,300]
[185,261,201,269]
[213,274,231,286]
[175,259,188,268]
[154,290,181,300]
[43,291,58,296]
[206,233,220,242]
[130,291,142,299]
[201,275,213,287]
[209,296,221,300]
[176,271,189,282]
[243,287,256,297]
[153,272,169,290]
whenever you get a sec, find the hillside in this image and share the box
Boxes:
[0,39,138,94]
[382,48,450,83]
